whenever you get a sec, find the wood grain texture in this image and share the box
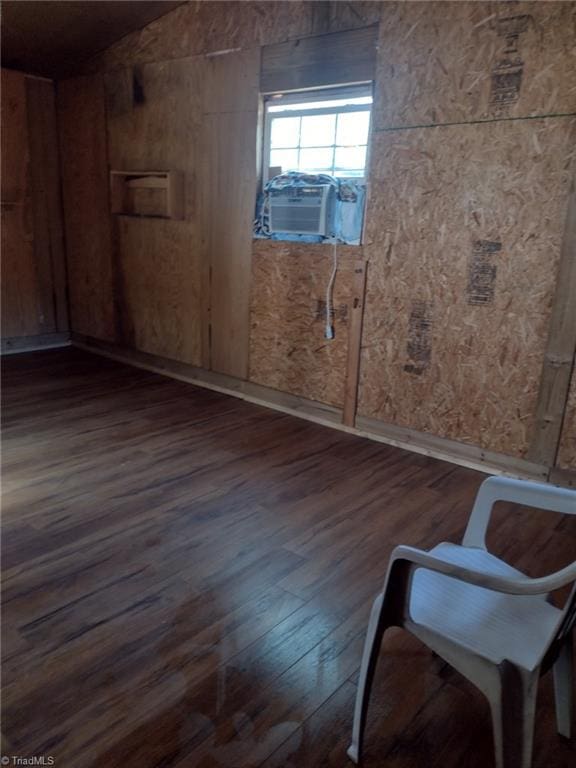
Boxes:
[249,241,362,407]
[359,117,576,458]
[200,48,259,378]
[57,74,116,341]
[104,58,204,364]
[2,347,575,768]
[25,76,69,333]
[374,1,576,130]
[1,69,41,338]
[530,178,576,466]
[71,333,552,482]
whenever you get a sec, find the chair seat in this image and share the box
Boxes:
[409,543,563,670]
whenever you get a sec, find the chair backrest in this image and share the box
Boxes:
[463,476,576,549]
[463,476,576,668]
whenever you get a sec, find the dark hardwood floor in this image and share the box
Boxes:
[1,348,574,768]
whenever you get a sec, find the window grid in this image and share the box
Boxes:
[266,102,371,181]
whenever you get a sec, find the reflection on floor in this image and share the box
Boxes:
[2,348,574,767]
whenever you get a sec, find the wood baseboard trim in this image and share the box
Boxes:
[355,415,548,482]
[71,335,342,425]
[2,333,71,355]
[71,334,553,483]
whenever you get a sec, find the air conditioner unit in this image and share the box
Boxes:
[269,184,333,236]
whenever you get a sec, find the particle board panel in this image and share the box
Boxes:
[104,58,204,365]
[25,77,69,333]
[327,1,382,32]
[249,241,362,408]
[89,1,327,74]
[556,364,576,471]
[1,69,41,338]
[358,116,576,458]
[374,1,576,130]
[57,74,115,342]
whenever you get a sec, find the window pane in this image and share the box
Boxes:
[268,96,372,113]
[300,115,336,147]
[270,117,300,148]
[336,112,370,146]
[334,146,367,171]
[270,148,299,173]
[299,147,334,172]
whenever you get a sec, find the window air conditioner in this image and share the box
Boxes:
[269,184,333,236]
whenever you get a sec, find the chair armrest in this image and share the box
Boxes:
[463,476,576,548]
[391,544,576,596]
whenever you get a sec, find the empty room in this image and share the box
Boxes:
[1,1,576,767]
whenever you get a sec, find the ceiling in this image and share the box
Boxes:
[1,1,184,78]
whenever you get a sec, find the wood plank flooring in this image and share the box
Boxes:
[1,348,574,768]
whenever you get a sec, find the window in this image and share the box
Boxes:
[263,85,372,184]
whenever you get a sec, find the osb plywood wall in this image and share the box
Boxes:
[1,69,68,340]
[58,1,576,475]
[359,118,575,457]
[358,1,576,460]
[61,0,378,379]
[84,1,381,73]
[250,242,362,406]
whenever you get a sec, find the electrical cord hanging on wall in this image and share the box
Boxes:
[325,242,338,340]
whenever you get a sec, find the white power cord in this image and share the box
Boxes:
[325,242,338,340]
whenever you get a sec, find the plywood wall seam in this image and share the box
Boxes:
[529,174,576,467]
[373,112,576,135]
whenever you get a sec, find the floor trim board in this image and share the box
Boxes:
[71,334,552,483]
[1,332,71,355]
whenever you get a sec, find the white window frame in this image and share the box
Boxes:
[262,83,373,187]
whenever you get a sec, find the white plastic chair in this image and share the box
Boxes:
[348,476,576,768]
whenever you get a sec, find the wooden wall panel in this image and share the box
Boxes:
[530,179,576,464]
[359,117,576,457]
[200,49,259,378]
[557,364,576,470]
[104,58,204,365]
[25,77,69,332]
[1,69,40,338]
[249,241,361,407]
[375,1,576,129]
[57,74,115,341]
[84,1,386,75]
[1,70,66,340]
[89,1,324,73]
[57,1,576,477]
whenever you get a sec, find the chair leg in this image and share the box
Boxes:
[347,592,389,764]
[489,663,538,768]
[553,635,573,738]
